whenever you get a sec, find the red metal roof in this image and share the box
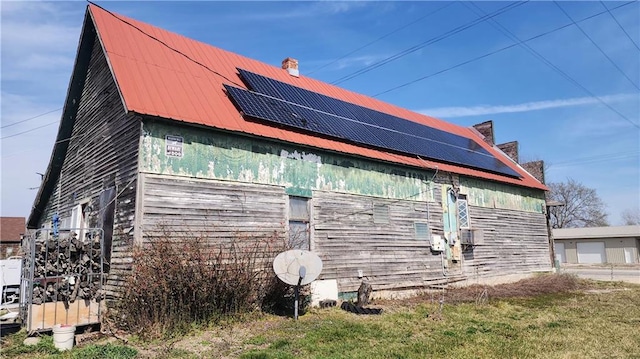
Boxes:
[89,4,546,191]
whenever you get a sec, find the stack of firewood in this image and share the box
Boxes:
[29,231,104,305]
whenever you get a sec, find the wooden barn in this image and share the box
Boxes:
[27,4,551,307]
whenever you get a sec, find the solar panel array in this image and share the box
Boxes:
[224,69,520,178]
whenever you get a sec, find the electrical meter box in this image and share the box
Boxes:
[431,235,445,252]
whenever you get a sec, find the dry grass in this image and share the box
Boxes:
[137,274,640,358]
[4,274,640,359]
[443,273,582,303]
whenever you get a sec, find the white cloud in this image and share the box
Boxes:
[334,54,389,69]
[1,2,82,81]
[0,2,82,217]
[319,1,368,14]
[417,93,639,118]
[231,1,367,21]
[303,53,391,73]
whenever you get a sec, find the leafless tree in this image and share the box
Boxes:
[547,178,608,228]
[621,208,640,225]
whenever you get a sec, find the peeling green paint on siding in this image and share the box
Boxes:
[139,121,544,212]
[460,177,545,213]
[140,121,433,201]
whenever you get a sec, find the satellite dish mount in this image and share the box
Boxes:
[273,250,323,320]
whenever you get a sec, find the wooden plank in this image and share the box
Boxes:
[29,300,103,331]
[140,174,287,246]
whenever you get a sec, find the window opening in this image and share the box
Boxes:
[373,204,390,224]
[288,196,310,250]
[415,223,430,241]
[99,187,116,272]
[458,194,470,229]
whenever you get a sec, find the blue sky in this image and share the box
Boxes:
[1,1,639,225]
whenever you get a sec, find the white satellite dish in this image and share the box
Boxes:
[273,250,323,286]
[273,249,323,319]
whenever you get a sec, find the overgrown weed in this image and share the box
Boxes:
[113,227,295,339]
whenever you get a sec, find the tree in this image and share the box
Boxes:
[547,178,608,228]
[621,208,640,225]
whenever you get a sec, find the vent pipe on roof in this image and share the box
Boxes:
[282,57,299,77]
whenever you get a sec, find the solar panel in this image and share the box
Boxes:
[238,69,493,156]
[224,84,521,178]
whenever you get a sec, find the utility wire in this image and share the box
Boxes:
[88,1,245,89]
[3,1,247,141]
[373,1,633,97]
[550,151,639,166]
[599,1,640,52]
[330,1,528,85]
[307,2,455,76]
[464,1,640,130]
[1,120,58,140]
[2,133,87,158]
[548,152,639,169]
[1,108,62,129]
[372,1,640,129]
[554,1,640,91]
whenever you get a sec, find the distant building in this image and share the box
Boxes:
[553,226,640,264]
[1,217,25,259]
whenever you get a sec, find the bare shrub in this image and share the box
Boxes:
[114,227,290,338]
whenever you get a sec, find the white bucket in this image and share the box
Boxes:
[52,324,76,351]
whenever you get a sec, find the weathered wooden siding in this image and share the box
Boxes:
[136,120,551,295]
[461,206,551,278]
[139,173,287,242]
[312,191,448,293]
[35,30,139,301]
[312,185,551,294]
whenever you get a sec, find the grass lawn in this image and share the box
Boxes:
[2,275,639,358]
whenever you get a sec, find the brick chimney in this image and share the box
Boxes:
[521,160,546,184]
[472,120,495,145]
[282,57,299,77]
[497,141,519,163]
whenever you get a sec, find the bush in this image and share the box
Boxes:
[260,274,310,316]
[114,229,292,338]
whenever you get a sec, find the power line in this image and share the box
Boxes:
[306,2,455,76]
[1,108,62,129]
[548,151,639,168]
[1,120,58,140]
[330,1,528,86]
[552,151,639,165]
[3,1,247,141]
[373,1,634,97]
[88,2,245,89]
[463,1,640,130]
[372,1,640,129]
[600,1,640,52]
[1,133,86,158]
[554,1,640,91]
